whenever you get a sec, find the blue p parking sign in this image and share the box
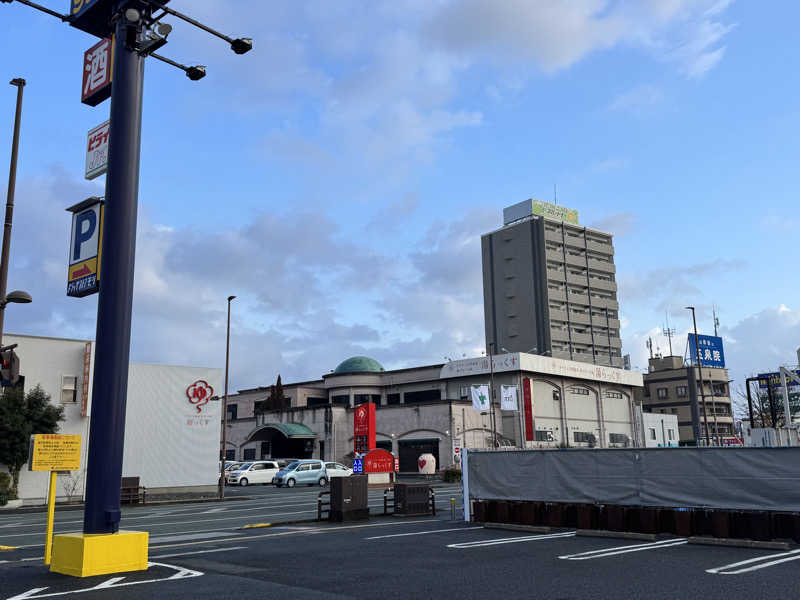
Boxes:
[66,198,103,298]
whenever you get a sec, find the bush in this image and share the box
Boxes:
[443,467,461,483]
[0,472,10,506]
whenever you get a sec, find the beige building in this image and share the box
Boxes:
[636,355,734,445]
[482,200,623,367]
[222,352,643,472]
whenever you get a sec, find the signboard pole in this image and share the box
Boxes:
[43,470,57,565]
[83,10,145,535]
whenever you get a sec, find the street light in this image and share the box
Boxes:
[686,306,711,446]
[219,295,236,500]
[1,290,31,307]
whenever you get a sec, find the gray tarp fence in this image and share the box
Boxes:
[466,448,800,512]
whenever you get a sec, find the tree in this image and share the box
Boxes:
[0,385,64,499]
[255,375,290,414]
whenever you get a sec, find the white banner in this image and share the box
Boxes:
[471,385,490,411]
[501,385,518,411]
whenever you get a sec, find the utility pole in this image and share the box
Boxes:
[687,306,711,446]
[0,79,25,346]
[489,342,496,448]
[219,294,235,499]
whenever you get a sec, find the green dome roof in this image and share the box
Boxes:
[333,356,385,374]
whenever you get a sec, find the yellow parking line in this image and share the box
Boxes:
[240,523,271,529]
[0,545,19,551]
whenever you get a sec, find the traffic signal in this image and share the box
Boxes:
[1,349,19,387]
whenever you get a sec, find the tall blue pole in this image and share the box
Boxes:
[83,8,144,534]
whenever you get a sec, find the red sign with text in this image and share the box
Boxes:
[523,378,534,442]
[82,38,112,106]
[363,448,394,473]
[353,402,376,455]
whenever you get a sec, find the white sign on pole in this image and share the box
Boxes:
[501,385,518,411]
[85,120,109,180]
[471,385,490,411]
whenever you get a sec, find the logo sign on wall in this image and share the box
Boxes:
[688,334,725,368]
[81,37,112,106]
[66,198,103,298]
[185,379,214,428]
[500,385,518,411]
[85,121,109,180]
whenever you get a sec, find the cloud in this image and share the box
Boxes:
[589,157,632,173]
[609,84,665,114]
[590,212,636,236]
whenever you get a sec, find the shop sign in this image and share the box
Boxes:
[85,120,109,180]
[66,198,103,298]
[81,37,112,106]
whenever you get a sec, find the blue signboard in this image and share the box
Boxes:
[352,458,363,474]
[688,334,725,368]
[758,371,800,389]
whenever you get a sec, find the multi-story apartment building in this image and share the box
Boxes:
[482,199,623,367]
[636,355,734,445]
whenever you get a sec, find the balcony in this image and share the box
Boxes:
[570,332,594,345]
[567,272,587,286]
[592,297,619,310]
[550,328,570,342]
[570,311,590,325]
[547,288,567,302]
[568,292,590,307]
[548,308,568,322]
[586,239,614,255]
[609,337,622,349]
[565,253,586,267]
[589,278,618,293]
[546,249,564,263]
[545,229,563,243]
[587,257,616,273]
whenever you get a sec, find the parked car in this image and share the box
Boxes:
[218,462,241,485]
[273,460,328,487]
[324,462,353,478]
[226,460,281,487]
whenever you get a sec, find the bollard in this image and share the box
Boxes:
[451,497,456,521]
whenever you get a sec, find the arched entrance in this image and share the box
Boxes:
[242,423,317,460]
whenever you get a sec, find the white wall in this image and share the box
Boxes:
[641,412,679,447]
[123,363,222,489]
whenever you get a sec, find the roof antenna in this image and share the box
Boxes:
[554,183,558,205]
[662,312,676,356]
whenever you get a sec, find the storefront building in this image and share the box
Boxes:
[223,352,643,472]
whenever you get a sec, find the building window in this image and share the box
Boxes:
[404,389,441,404]
[609,433,628,446]
[354,394,370,405]
[387,393,401,405]
[656,388,668,399]
[332,395,350,406]
[648,428,657,440]
[676,386,688,398]
[226,404,238,421]
[668,430,675,440]
[307,396,328,407]
[569,387,590,395]
[60,376,78,403]
[712,383,728,397]
[224,449,235,461]
[243,448,255,461]
[574,431,596,444]
[534,430,554,442]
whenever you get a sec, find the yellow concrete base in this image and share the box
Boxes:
[50,530,149,577]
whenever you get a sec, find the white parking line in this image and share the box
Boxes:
[448,531,576,549]
[149,531,243,543]
[150,546,248,559]
[706,549,800,575]
[366,527,482,540]
[558,538,687,560]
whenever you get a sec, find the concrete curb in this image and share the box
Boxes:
[483,523,554,533]
[576,529,659,541]
[688,536,792,550]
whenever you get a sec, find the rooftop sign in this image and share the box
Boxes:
[503,198,579,226]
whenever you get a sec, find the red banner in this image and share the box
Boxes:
[523,378,533,442]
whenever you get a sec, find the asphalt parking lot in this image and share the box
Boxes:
[2,485,800,599]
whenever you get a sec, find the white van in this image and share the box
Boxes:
[226,460,280,486]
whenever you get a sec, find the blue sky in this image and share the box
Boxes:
[1,0,798,400]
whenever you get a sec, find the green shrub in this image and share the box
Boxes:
[0,472,10,506]
[443,467,461,483]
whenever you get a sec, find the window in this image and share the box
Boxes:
[332,395,350,406]
[609,433,628,446]
[534,430,554,441]
[354,394,370,405]
[226,404,238,421]
[712,383,728,397]
[243,448,256,460]
[61,375,78,403]
[574,431,596,444]
[403,389,441,404]
[251,463,264,470]
[656,388,668,399]
[648,428,657,440]
[307,396,328,407]
[387,393,401,405]
[668,430,675,440]
[676,386,688,398]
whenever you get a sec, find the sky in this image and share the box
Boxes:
[1,0,799,403]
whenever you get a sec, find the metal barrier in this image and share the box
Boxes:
[383,486,436,516]
[317,490,330,521]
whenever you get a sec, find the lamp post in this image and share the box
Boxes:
[219,295,235,500]
[686,306,711,446]
[0,79,26,347]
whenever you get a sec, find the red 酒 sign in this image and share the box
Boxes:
[82,38,112,106]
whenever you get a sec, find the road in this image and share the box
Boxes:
[1,485,799,599]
